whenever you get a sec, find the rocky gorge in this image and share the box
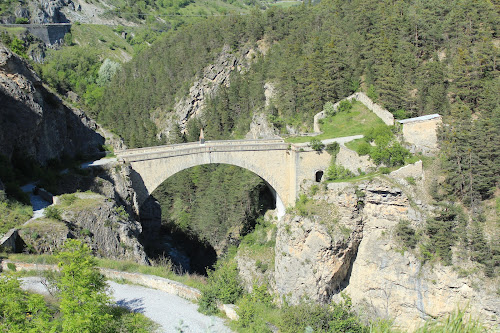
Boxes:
[1,5,499,330]
[268,177,500,330]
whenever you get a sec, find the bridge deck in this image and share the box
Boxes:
[117,139,288,160]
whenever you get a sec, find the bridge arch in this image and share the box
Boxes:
[118,139,332,219]
[141,160,286,217]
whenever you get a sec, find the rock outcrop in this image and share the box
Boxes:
[157,43,275,139]
[245,113,280,140]
[273,179,500,331]
[0,44,104,165]
[61,192,148,264]
[173,44,237,132]
[274,185,366,304]
[20,192,148,263]
[30,0,71,24]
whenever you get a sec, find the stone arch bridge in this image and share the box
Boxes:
[116,139,331,217]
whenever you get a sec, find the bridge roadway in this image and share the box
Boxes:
[117,139,288,160]
[116,138,332,218]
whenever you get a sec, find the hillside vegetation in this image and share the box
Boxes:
[90,0,499,270]
[93,0,499,205]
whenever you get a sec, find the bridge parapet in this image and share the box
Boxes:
[117,139,287,160]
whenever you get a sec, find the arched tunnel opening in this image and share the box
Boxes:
[139,164,276,276]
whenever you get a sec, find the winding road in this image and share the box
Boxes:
[21,277,232,333]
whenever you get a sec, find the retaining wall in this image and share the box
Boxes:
[27,24,71,45]
[0,260,201,301]
[335,145,375,174]
[399,115,442,155]
[314,92,394,132]
[0,229,25,253]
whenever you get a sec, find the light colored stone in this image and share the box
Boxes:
[390,160,423,180]
[399,115,442,156]
[220,304,239,320]
[273,178,500,331]
[335,145,375,174]
[245,113,280,140]
[117,140,332,215]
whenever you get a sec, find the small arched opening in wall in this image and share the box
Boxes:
[315,170,324,182]
[140,163,278,275]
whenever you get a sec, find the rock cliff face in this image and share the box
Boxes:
[20,164,149,263]
[0,44,104,165]
[273,179,500,330]
[61,192,148,264]
[157,43,276,140]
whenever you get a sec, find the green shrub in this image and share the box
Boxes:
[7,262,16,271]
[279,294,366,333]
[0,275,55,331]
[365,125,393,144]
[255,260,269,273]
[406,176,416,185]
[380,167,390,174]
[198,260,244,315]
[14,17,28,24]
[356,141,372,155]
[295,193,312,216]
[236,284,274,330]
[326,164,354,181]
[393,109,407,119]
[309,138,325,151]
[43,206,62,220]
[325,142,340,157]
[310,184,319,196]
[323,101,336,117]
[114,205,129,220]
[415,308,486,333]
[0,200,32,234]
[337,100,353,113]
[395,220,418,249]
[59,193,77,206]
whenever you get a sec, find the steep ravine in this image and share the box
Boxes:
[271,178,500,331]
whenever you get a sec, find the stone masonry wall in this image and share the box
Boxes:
[335,145,375,174]
[401,116,442,155]
[0,260,201,301]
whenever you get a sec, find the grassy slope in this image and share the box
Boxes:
[285,101,386,143]
[0,200,33,235]
[70,24,135,62]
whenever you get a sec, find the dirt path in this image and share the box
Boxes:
[21,277,232,333]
